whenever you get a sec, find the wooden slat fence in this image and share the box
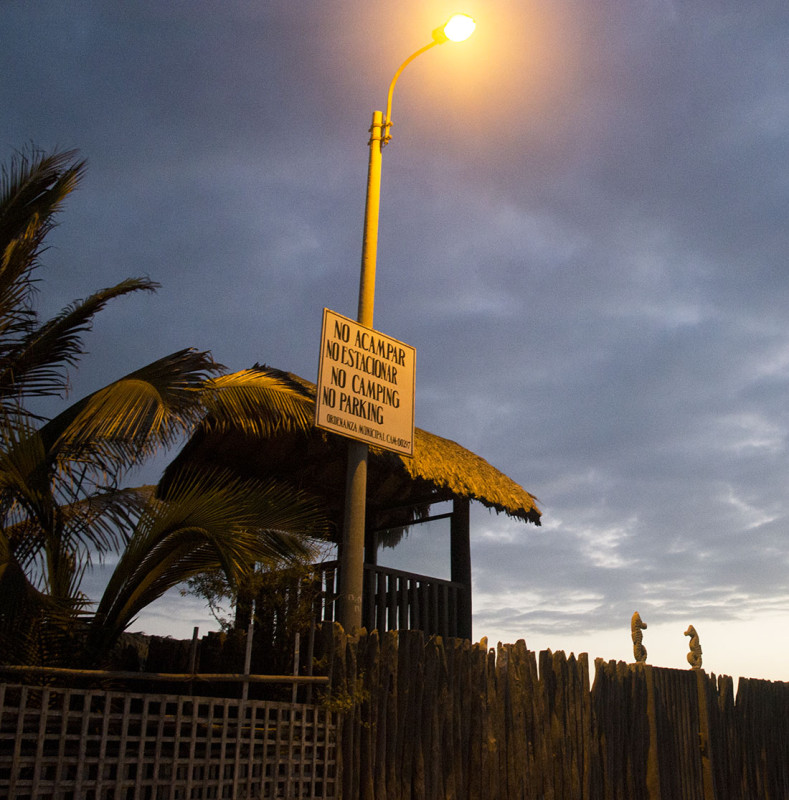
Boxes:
[736,677,789,799]
[592,661,789,800]
[315,624,789,800]
[314,625,593,800]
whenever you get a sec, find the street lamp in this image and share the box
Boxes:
[338,14,476,632]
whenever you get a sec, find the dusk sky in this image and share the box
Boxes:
[4,1,789,682]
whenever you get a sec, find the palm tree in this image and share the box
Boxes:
[0,148,328,666]
[83,465,326,664]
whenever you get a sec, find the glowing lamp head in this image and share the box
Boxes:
[433,14,476,44]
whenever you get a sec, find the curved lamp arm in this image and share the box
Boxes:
[382,14,476,147]
[383,41,439,146]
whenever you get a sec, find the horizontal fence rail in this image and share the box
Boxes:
[0,664,329,685]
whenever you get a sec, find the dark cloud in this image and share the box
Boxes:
[4,0,789,678]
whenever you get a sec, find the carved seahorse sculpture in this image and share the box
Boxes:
[631,611,648,663]
[685,625,702,670]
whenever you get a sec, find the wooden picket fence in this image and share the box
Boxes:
[315,624,789,800]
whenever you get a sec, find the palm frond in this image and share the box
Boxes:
[85,466,328,662]
[0,415,154,584]
[0,519,44,573]
[0,422,54,556]
[0,224,40,354]
[47,485,155,566]
[67,485,155,549]
[0,148,85,249]
[0,278,160,405]
[0,149,85,359]
[199,365,314,436]
[0,525,87,667]
[38,349,219,476]
[0,539,46,664]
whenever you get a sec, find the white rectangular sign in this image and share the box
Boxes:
[315,308,415,456]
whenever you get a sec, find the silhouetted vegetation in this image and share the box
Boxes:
[0,147,329,668]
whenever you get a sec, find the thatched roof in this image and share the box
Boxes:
[399,427,541,523]
[159,368,541,538]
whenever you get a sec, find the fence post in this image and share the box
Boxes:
[242,610,254,701]
[292,632,301,704]
[696,670,716,800]
[643,664,662,800]
[188,626,199,696]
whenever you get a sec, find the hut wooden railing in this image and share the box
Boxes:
[313,560,467,639]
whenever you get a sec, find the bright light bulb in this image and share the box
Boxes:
[442,14,476,43]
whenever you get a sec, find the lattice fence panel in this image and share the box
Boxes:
[0,683,337,799]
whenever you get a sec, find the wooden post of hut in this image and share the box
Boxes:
[451,497,472,640]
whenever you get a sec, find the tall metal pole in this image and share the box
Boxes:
[337,111,384,631]
[334,15,475,632]
[357,111,384,329]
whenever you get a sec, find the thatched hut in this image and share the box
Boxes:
[160,367,541,640]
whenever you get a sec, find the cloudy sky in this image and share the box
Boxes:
[4,1,789,682]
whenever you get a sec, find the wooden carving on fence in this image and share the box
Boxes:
[631,611,648,663]
[684,625,702,670]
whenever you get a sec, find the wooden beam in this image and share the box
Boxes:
[0,664,328,684]
[451,496,472,640]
